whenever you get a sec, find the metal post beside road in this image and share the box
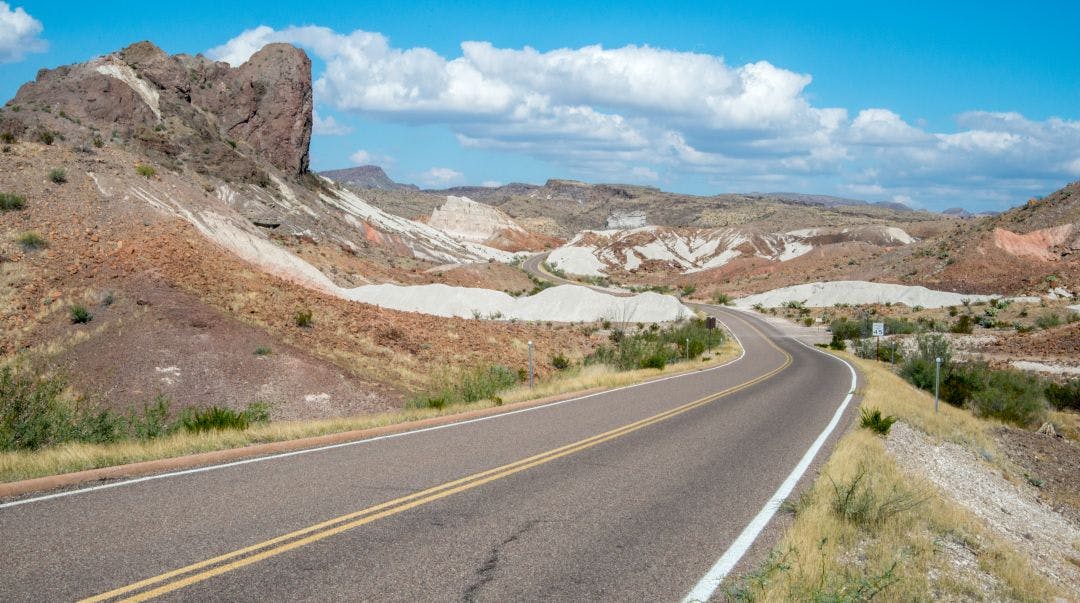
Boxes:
[934,356,941,413]
[528,340,534,388]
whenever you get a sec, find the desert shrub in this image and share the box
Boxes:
[680,284,697,298]
[949,314,973,334]
[36,130,54,145]
[713,292,732,306]
[0,132,14,144]
[1045,380,1080,411]
[92,135,104,148]
[0,192,25,211]
[970,369,1047,427]
[124,396,176,440]
[829,466,924,528]
[899,333,952,391]
[0,368,76,451]
[135,164,156,178]
[254,346,272,356]
[940,362,989,407]
[802,317,814,327]
[294,309,313,328]
[640,353,667,370]
[16,231,47,251]
[1035,313,1062,330]
[586,318,724,371]
[408,364,518,409]
[855,338,903,363]
[69,304,93,324]
[860,408,897,435]
[551,353,570,370]
[48,168,67,184]
[830,318,863,341]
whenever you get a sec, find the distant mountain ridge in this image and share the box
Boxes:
[319,166,419,191]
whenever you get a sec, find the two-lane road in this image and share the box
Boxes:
[1,306,857,602]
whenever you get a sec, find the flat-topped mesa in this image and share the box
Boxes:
[2,40,313,178]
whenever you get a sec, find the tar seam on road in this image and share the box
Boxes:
[0,323,748,511]
[79,313,788,602]
[681,335,859,603]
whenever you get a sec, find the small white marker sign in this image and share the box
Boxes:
[872,322,885,337]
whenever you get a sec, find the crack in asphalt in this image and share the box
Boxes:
[461,519,543,602]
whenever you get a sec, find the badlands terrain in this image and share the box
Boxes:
[1,40,1077,421]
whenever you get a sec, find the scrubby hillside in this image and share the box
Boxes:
[0,43,598,419]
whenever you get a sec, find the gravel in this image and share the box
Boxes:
[885,421,1080,593]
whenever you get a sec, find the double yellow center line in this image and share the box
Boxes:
[83,313,790,602]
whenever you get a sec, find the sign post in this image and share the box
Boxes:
[934,356,942,413]
[528,340,534,388]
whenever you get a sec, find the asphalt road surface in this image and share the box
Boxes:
[1,303,856,602]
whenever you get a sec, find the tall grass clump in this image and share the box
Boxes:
[16,231,47,251]
[860,408,897,435]
[829,465,925,528]
[135,164,156,178]
[712,291,732,305]
[0,192,25,211]
[179,403,269,433]
[48,168,67,184]
[407,365,518,410]
[69,304,93,324]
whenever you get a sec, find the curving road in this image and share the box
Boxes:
[0,296,857,601]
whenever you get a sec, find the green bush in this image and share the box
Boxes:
[254,346,272,356]
[69,304,93,324]
[949,315,973,334]
[1046,380,1080,411]
[294,309,313,328]
[180,406,249,433]
[970,370,1047,427]
[407,364,518,409]
[0,192,25,211]
[1035,313,1062,330]
[680,284,697,298]
[49,168,67,184]
[940,362,989,407]
[829,318,863,344]
[17,231,47,251]
[135,164,156,178]
[860,408,897,435]
[551,353,570,370]
[586,318,724,371]
[37,130,54,145]
[0,132,14,144]
[713,292,732,306]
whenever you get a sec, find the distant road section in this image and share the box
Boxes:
[1,305,856,601]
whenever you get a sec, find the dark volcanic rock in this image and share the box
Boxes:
[3,40,312,178]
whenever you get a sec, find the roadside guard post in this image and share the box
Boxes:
[528,340,534,388]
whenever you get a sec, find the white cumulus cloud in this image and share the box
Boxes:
[209,25,1080,208]
[418,167,465,187]
[0,2,46,64]
[313,110,351,136]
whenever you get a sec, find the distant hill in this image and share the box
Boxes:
[319,166,418,191]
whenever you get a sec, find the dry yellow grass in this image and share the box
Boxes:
[0,340,740,483]
[726,354,1060,601]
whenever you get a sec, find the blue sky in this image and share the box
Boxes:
[1,1,1078,211]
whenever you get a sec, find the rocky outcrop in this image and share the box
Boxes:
[3,41,312,178]
[321,166,419,191]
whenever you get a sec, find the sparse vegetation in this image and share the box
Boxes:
[0,192,25,212]
[36,130,54,145]
[68,304,92,324]
[48,168,67,184]
[586,318,725,371]
[712,291,732,305]
[254,346,272,356]
[135,164,156,178]
[16,231,47,251]
[407,364,518,409]
[550,353,570,370]
[0,367,269,452]
[294,308,313,328]
[0,132,14,143]
[859,408,897,435]
[1034,312,1062,330]
[1045,379,1080,411]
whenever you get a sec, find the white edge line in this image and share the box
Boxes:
[1,315,747,510]
[682,337,858,603]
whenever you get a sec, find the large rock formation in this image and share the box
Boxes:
[2,41,312,178]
